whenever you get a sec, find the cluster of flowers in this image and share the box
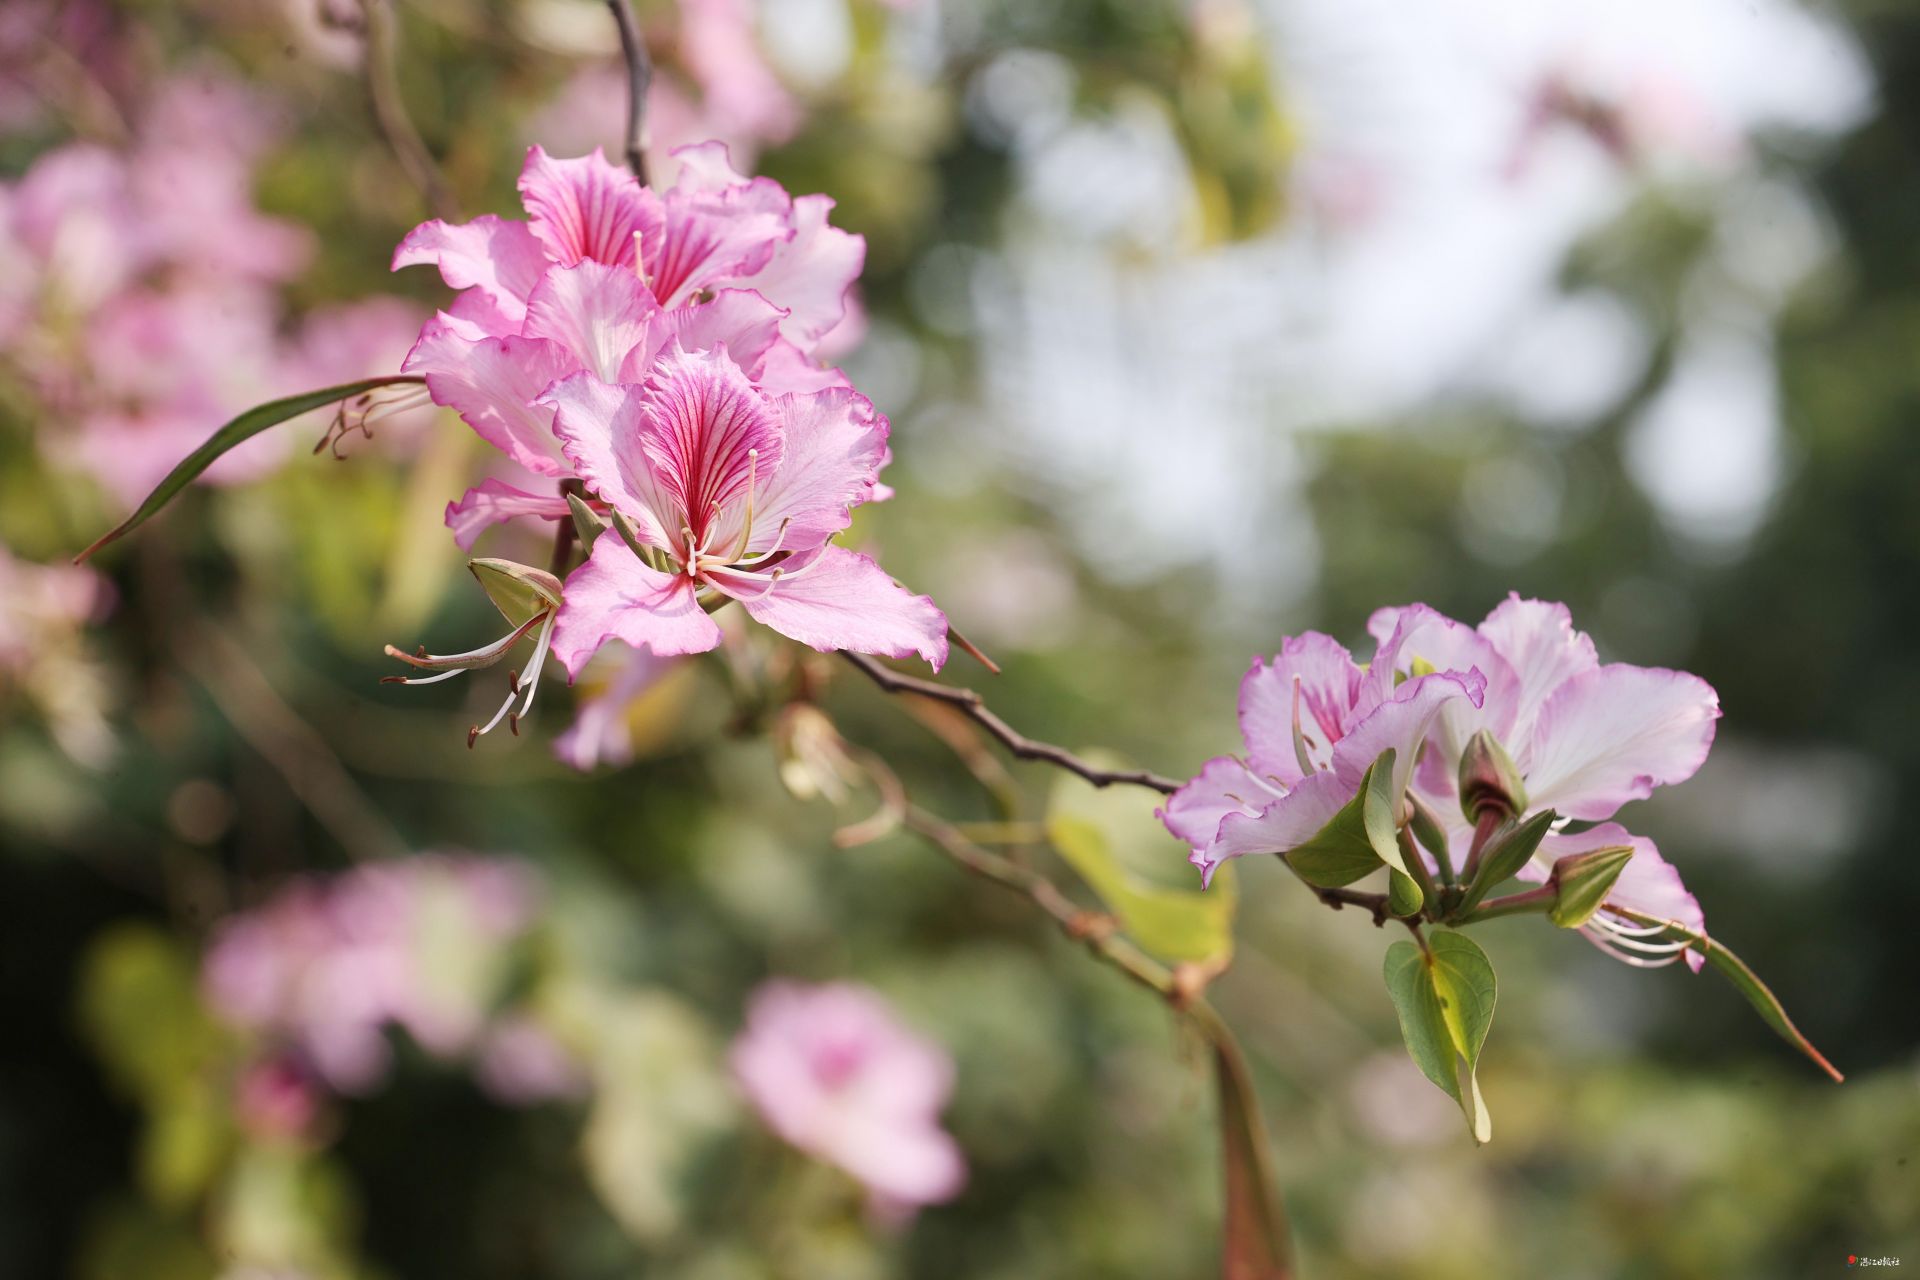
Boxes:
[1162,596,1720,967]
[386,144,948,745]
[0,70,426,504]
[200,855,580,1125]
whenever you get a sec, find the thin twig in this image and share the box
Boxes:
[604,0,652,182]
[357,0,456,220]
[839,652,1182,795]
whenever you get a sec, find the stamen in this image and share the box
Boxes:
[380,669,465,686]
[383,613,547,671]
[730,567,785,601]
[1290,675,1318,776]
[730,517,793,568]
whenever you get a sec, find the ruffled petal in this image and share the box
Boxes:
[1235,633,1364,782]
[740,387,887,553]
[1477,594,1599,748]
[516,146,659,270]
[1332,667,1488,801]
[1157,756,1270,854]
[661,287,787,377]
[645,152,792,307]
[404,322,577,476]
[746,193,864,347]
[1524,664,1721,820]
[549,536,722,678]
[444,479,572,550]
[1202,769,1353,888]
[522,260,665,383]
[540,372,681,550]
[709,546,947,668]
[1539,824,1707,972]
[392,214,547,335]
[755,338,853,395]
[634,345,783,540]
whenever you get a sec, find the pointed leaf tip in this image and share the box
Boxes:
[74,377,427,563]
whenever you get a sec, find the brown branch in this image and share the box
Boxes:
[838,652,1181,795]
[605,0,652,182]
[357,0,456,221]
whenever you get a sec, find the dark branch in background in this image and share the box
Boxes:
[605,0,653,182]
[838,652,1183,795]
[357,0,456,221]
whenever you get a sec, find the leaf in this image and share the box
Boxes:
[1609,907,1844,1083]
[1287,749,1405,892]
[1383,932,1498,1144]
[75,377,425,562]
[1205,1018,1293,1280]
[1454,809,1555,916]
[1047,768,1237,965]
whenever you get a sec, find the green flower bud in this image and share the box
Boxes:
[1457,729,1527,824]
[1548,844,1636,928]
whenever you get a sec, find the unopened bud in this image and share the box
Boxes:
[1458,729,1527,823]
[1547,844,1635,928]
[773,703,859,804]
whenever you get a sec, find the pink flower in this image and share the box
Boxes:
[201,855,539,1093]
[1374,596,1721,969]
[0,542,116,765]
[676,0,804,148]
[1159,610,1488,887]
[730,981,966,1215]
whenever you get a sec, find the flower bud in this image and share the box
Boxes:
[1547,844,1635,928]
[773,703,859,804]
[1457,729,1527,823]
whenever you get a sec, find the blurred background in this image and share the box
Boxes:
[2,0,1917,1275]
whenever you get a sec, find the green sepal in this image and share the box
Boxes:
[1454,809,1556,918]
[566,491,608,550]
[1547,844,1635,928]
[1287,750,1413,908]
[468,558,562,629]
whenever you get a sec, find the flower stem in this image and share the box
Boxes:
[1455,884,1557,924]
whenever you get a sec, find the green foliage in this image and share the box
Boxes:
[1383,932,1497,1145]
[1453,810,1555,917]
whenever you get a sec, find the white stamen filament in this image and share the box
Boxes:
[728,517,793,568]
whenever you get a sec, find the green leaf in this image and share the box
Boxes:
[1204,1016,1292,1280]
[1608,907,1844,1083]
[1382,933,1497,1144]
[1547,843,1635,928]
[75,377,424,562]
[1387,867,1423,917]
[1288,749,1410,900]
[1454,809,1556,916]
[1047,768,1237,965]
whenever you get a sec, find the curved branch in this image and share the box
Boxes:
[357,0,456,220]
[605,0,653,182]
[838,651,1181,795]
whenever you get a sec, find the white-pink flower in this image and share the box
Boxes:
[730,981,966,1216]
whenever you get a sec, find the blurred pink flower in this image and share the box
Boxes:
[234,1055,323,1143]
[1159,610,1488,887]
[676,0,802,148]
[551,645,676,770]
[202,855,540,1094]
[0,542,116,764]
[474,1013,589,1105]
[730,981,965,1215]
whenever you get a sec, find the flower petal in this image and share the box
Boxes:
[710,546,947,668]
[1202,769,1353,887]
[1538,824,1707,972]
[392,214,547,335]
[756,338,853,395]
[404,322,577,476]
[1332,667,1487,801]
[1235,633,1364,782]
[522,260,665,383]
[549,536,722,678]
[1157,756,1270,854]
[741,388,888,553]
[516,146,658,270]
[444,479,572,550]
[1524,664,1721,820]
[634,345,783,536]
[1477,594,1599,747]
[646,154,791,307]
[541,372,681,550]
[746,193,865,347]
[661,287,787,377]
[551,646,675,771]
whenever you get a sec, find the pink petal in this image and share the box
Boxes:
[1332,668,1487,801]
[746,387,888,551]
[709,546,947,668]
[541,372,682,550]
[392,214,547,335]
[756,338,853,395]
[634,345,784,534]
[645,158,791,307]
[667,140,753,192]
[1235,633,1364,783]
[748,193,865,347]
[1524,664,1721,820]
[1157,756,1269,854]
[516,146,659,269]
[1477,594,1599,746]
[1540,824,1707,972]
[1203,769,1353,887]
[663,287,787,377]
[444,479,571,550]
[549,536,723,678]
[522,259,665,382]
[404,322,577,476]
[551,646,676,771]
